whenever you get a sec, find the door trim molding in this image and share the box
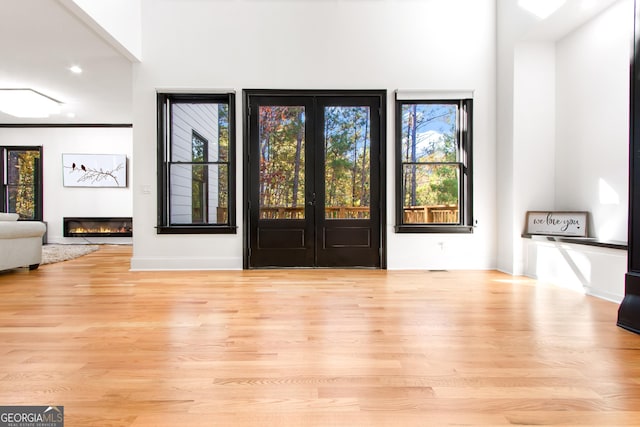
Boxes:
[242,89,387,269]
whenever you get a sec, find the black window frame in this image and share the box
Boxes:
[1,145,43,221]
[157,92,236,234]
[394,97,473,233]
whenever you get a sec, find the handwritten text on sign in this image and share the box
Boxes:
[525,211,588,237]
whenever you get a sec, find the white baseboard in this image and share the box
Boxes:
[130,256,242,271]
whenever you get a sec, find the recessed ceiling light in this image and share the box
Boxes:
[69,65,83,74]
[66,112,76,118]
[0,89,62,118]
[518,0,566,19]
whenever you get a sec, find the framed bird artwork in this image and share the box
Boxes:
[62,153,127,187]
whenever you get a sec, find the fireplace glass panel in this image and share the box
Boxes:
[63,217,133,237]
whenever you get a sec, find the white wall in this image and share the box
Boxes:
[525,238,627,302]
[58,0,142,61]
[0,127,133,244]
[131,0,497,270]
[497,0,631,258]
[555,0,632,243]
[512,42,557,275]
[496,0,540,275]
[522,0,633,303]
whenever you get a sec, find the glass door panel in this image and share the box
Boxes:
[324,106,371,220]
[315,97,381,268]
[258,106,306,220]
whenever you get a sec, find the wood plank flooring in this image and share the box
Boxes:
[0,245,639,426]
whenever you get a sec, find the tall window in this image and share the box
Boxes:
[395,96,472,233]
[1,146,43,221]
[157,93,236,234]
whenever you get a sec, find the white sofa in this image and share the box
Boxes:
[0,213,47,271]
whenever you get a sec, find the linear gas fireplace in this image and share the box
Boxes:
[64,217,133,237]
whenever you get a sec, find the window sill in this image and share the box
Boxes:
[521,233,627,250]
[157,225,237,235]
[394,225,474,234]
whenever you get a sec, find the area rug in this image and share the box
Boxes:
[41,244,99,265]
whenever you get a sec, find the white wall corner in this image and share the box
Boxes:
[524,239,626,303]
[57,0,142,62]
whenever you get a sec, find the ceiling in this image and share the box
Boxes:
[0,0,133,125]
[0,0,624,125]
[510,0,622,41]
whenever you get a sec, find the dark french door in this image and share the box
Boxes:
[245,91,385,268]
[1,146,43,221]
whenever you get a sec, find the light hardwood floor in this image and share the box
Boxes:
[1,245,639,426]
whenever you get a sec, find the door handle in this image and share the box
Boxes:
[307,192,316,206]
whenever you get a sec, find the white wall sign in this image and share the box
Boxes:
[525,211,588,237]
